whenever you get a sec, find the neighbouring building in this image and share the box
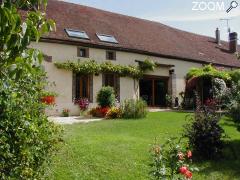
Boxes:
[30,0,240,116]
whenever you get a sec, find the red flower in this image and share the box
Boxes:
[178,152,184,160]
[41,96,55,105]
[187,150,192,159]
[184,170,192,179]
[179,166,188,174]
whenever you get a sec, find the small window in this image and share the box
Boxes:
[65,29,89,39]
[106,51,116,60]
[77,47,89,58]
[96,33,118,43]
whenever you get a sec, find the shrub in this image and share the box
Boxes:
[165,94,173,107]
[89,107,110,118]
[97,86,115,108]
[184,98,225,159]
[106,107,122,119]
[223,81,240,131]
[0,1,61,179]
[150,138,198,180]
[120,99,148,119]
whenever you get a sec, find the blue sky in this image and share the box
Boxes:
[62,0,240,41]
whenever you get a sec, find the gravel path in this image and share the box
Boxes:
[49,116,103,125]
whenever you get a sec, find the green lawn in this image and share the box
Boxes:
[49,112,240,180]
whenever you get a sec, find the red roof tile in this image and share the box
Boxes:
[43,0,240,67]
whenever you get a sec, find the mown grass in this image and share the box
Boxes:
[49,112,240,180]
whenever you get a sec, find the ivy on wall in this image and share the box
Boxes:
[54,59,156,79]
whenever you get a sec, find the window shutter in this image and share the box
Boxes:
[113,51,116,60]
[85,48,89,58]
[89,75,93,102]
[102,73,105,86]
[115,75,120,101]
[72,72,76,101]
[77,47,80,57]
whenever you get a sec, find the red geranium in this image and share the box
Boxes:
[41,96,55,105]
[99,107,110,117]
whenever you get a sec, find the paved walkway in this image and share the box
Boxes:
[49,116,103,125]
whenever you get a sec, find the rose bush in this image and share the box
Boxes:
[150,138,198,180]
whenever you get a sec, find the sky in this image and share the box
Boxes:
[62,0,240,42]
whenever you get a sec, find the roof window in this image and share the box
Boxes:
[96,33,118,43]
[65,29,89,39]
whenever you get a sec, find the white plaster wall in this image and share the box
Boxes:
[31,42,203,116]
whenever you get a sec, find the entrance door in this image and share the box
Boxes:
[140,76,168,107]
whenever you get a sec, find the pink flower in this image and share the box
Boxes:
[178,152,184,160]
[187,150,192,159]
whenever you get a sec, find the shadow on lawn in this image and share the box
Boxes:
[197,139,240,178]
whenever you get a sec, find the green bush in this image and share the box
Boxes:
[224,81,240,131]
[97,86,115,108]
[0,1,61,179]
[184,106,225,159]
[120,99,148,119]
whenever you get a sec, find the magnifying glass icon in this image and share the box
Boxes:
[226,1,238,13]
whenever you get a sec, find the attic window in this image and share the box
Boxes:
[96,34,118,43]
[65,29,89,39]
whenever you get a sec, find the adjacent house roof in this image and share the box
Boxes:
[42,0,240,68]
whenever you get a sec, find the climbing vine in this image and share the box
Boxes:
[54,59,156,79]
[186,65,231,81]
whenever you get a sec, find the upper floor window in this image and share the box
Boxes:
[77,47,89,58]
[106,51,116,60]
[65,29,89,40]
[96,33,118,44]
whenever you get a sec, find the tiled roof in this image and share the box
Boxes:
[43,0,240,67]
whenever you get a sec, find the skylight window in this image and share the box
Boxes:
[96,34,118,43]
[65,29,89,39]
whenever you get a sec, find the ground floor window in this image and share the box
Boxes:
[73,73,93,102]
[102,73,120,101]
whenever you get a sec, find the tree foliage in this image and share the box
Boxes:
[0,1,61,179]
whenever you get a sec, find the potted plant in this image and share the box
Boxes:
[62,108,70,117]
[74,98,89,117]
[41,91,57,105]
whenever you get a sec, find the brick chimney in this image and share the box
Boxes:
[215,28,220,45]
[229,32,238,53]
